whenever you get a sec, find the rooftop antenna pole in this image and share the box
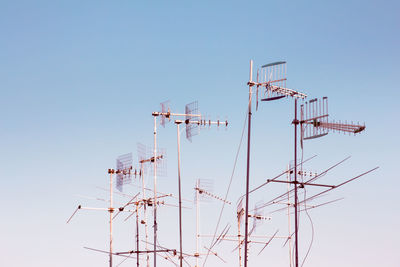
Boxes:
[244,59,306,266]
[135,197,140,267]
[174,114,228,267]
[267,96,368,267]
[138,143,161,267]
[176,121,184,267]
[109,170,113,267]
[140,162,150,267]
[195,179,200,267]
[152,114,158,267]
[286,164,293,267]
[293,98,299,267]
[244,59,253,267]
[155,100,227,267]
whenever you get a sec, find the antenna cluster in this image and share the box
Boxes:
[67,59,377,267]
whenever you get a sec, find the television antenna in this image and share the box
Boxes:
[253,93,376,267]
[243,60,306,267]
[150,100,201,267]
[67,152,139,267]
[300,97,365,145]
[137,141,166,267]
[115,153,137,192]
[153,100,228,267]
[194,179,230,267]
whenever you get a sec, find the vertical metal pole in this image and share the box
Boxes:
[293,98,299,267]
[153,115,158,267]
[109,172,113,267]
[136,201,140,267]
[141,163,150,267]
[244,59,253,267]
[176,123,183,267]
[195,180,199,267]
[287,164,293,267]
[238,217,243,267]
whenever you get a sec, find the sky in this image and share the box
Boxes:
[0,0,399,266]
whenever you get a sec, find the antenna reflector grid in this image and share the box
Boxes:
[137,142,167,177]
[116,153,133,192]
[301,97,329,140]
[185,101,200,142]
[160,100,170,128]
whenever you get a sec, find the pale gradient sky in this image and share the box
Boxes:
[0,1,399,266]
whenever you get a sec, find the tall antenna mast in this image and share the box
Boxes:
[108,153,133,267]
[137,140,166,267]
[67,152,135,267]
[152,112,158,267]
[244,60,306,267]
[259,96,372,267]
[137,144,150,267]
[155,100,227,267]
[286,164,293,267]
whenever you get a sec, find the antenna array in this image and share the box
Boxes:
[137,142,167,177]
[67,59,377,267]
[115,153,134,192]
[301,97,365,142]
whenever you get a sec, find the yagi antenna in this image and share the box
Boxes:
[195,180,231,205]
[255,61,306,105]
[194,179,231,267]
[194,179,213,203]
[300,97,366,144]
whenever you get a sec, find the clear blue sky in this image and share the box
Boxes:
[0,1,399,266]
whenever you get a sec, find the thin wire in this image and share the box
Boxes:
[301,186,314,267]
[202,100,249,267]
[300,134,314,267]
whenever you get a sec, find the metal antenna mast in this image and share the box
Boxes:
[154,100,228,267]
[107,153,134,267]
[137,143,151,267]
[137,140,166,267]
[244,60,306,267]
[67,153,135,267]
[262,96,372,267]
